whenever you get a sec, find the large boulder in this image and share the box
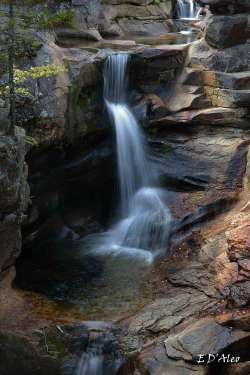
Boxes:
[0,332,61,375]
[189,39,250,73]
[199,0,250,14]
[205,15,249,48]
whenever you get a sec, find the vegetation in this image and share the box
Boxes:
[36,8,75,30]
[0,64,65,98]
[0,0,70,135]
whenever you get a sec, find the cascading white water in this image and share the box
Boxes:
[75,332,123,375]
[76,352,103,375]
[96,53,171,262]
[176,0,201,19]
[105,102,150,216]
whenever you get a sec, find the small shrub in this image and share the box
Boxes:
[36,9,75,30]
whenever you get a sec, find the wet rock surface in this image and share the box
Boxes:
[0,331,61,375]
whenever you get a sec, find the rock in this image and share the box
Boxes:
[166,84,210,112]
[117,19,170,36]
[23,139,114,250]
[17,36,107,146]
[204,87,250,108]
[199,0,250,14]
[215,252,239,294]
[189,39,250,73]
[211,198,250,308]
[151,124,250,197]
[63,207,101,236]
[166,261,219,298]
[134,343,206,375]
[148,316,184,334]
[0,332,60,375]
[126,291,215,340]
[0,128,29,285]
[205,70,250,90]
[226,361,250,375]
[100,39,137,47]
[131,44,188,87]
[164,317,249,361]
[226,218,250,261]
[205,15,249,49]
[99,1,171,36]
[184,69,250,90]
[229,282,250,307]
[56,28,102,41]
[216,310,250,331]
[151,107,247,126]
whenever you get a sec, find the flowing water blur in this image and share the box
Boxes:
[75,329,123,375]
[176,0,201,19]
[89,53,172,261]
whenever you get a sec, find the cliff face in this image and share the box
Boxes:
[0,128,29,287]
[70,0,172,38]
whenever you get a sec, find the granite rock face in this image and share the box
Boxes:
[199,0,250,14]
[148,2,250,126]
[0,128,29,287]
[205,15,249,48]
[71,0,172,37]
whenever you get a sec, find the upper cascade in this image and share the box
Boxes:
[176,0,201,19]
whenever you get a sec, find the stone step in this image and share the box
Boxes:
[183,68,250,90]
[204,87,250,108]
[166,84,211,112]
[151,107,248,126]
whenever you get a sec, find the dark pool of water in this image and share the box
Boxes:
[15,238,152,321]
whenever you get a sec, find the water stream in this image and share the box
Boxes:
[75,51,172,375]
[88,53,172,262]
[176,0,201,19]
[75,330,122,375]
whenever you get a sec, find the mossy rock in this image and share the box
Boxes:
[0,332,61,375]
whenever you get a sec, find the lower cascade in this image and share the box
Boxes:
[88,53,172,262]
[75,330,123,375]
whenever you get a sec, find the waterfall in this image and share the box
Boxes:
[75,332,122,375]
[76,352,103,375]
[176,0,201,19]
[95,53,171,261]
[104,55,150,216]
[105,103,150,216]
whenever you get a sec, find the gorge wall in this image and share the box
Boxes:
[0,128,29,287]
